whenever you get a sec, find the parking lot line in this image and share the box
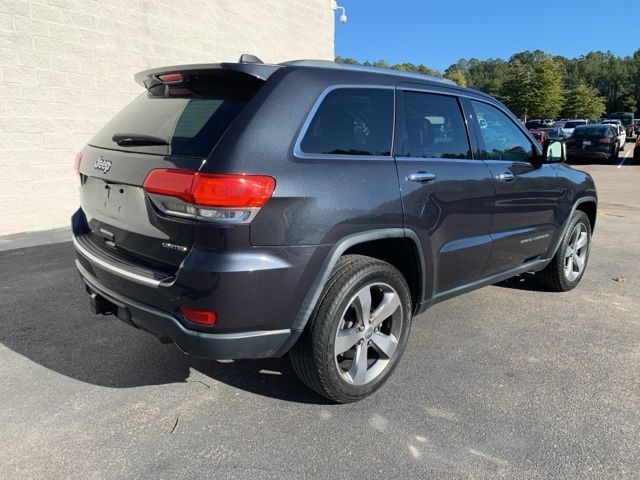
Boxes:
[618,147,632,168]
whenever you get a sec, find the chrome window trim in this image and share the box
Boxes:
[293,84,396,161]
[395,156,479,163]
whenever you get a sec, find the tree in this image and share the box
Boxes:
[444,66,467,86]
[499,59,532,118]
[529,58,564,118]
[562,83,606,119]
[334,56,358,65]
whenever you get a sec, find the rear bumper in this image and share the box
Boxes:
[71,208,326,359]
[76,259,296,359]
[566,148,612,160]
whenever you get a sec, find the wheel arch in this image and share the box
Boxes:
[548,196,598,259]
[289,229,426,335]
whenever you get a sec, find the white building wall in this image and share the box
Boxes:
[0,0,334,235]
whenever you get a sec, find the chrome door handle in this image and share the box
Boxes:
[407,172,437,183]
[497,171,516,182]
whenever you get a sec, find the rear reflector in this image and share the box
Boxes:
[74,152,82,175]
[143,169,275,208]
[180,306,217,326]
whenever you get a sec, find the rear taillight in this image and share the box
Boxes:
[180,306,217,326]
[143,169,275,223]
[74,153,82,175]
[599,137,612,144]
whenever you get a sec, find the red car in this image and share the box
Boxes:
[530,129,548,144]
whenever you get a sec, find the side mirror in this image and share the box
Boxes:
[542,139,565,163]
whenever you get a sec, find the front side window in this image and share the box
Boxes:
[399,91,470,159]
[471,101,535,162]
[300,88,393,156]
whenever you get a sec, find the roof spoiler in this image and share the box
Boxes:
[135,59,280,89]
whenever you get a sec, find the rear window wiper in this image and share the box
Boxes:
[112,133,170,146]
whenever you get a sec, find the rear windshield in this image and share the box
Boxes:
[565,121,586,128]
[574,126,609,136]
[89,73,262,157]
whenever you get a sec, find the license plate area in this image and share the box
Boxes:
[101,183,128,217]
[582,140,592,147]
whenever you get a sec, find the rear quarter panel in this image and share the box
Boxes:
[204,68,404,247]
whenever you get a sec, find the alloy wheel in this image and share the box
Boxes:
[564,222,589,282]
[333,282,403,386]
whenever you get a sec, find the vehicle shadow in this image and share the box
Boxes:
[494,272,552,292]
[0,242,328,404]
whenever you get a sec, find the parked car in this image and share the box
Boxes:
[538,127,565,140]
[606,112,635,138]
[525,119,543,130]
[554,120,567,129]
[634,133,640,163]
[601,120,627,146]
[566,124,622,161]
[530,129,548,144]
[71,57,598,403]
[542,119,555,127]
[562,119,588,137]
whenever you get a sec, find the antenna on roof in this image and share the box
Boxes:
[239,54,263,64]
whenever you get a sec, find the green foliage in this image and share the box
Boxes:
[499,59,532,118]
[529,58,564,118]
[562,83,606,119]
[335,49,640,117]
[443,66,467,86]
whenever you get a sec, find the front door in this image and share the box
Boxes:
[466,99,563,275]
[394,88,495,298]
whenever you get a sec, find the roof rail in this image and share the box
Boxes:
[281,59,456,86]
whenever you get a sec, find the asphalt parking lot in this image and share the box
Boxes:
[1,144,639,479]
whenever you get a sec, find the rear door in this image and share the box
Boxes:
[465,99,563,275]
[77,70,263,270]
[394,86,495,296]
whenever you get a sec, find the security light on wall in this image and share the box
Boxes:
[332,0,348,23]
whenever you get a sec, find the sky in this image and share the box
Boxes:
[334,0,638,72]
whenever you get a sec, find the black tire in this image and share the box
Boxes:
[612,144,620,159]
[289,255,412,403]
[536,211,592,292]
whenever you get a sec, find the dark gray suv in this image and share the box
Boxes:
[72,57,597,402]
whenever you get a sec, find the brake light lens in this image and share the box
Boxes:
[180,306,216,326]
[192,174,275,207]
[74,153,82,175]
[143,169,194,203]
[158,73,183,83]
[599,137,612,144]
[143,169,275,223]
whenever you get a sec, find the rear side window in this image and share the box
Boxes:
[89,73,262,157]
[299,88,393,156]
[399,91,470,159]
